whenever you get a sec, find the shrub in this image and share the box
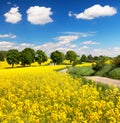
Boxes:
[108,68,120,79]
[95,64,113,77]
[113,55,120,67]
[92,60,105,72]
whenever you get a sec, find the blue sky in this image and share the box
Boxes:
[0,0,120,56]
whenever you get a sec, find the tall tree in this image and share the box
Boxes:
[80,54,88,62]
[92,59,106,72]
[20,48,35,66]
[87,54,93,62]
[113,55,120,67]
[65,50,77,64]
[35,50,48,65]
[50,50,64,65]
[0,51,6,61]
[6,49,20,67]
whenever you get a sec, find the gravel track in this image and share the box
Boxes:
[85,76,120,87]
[58,68,120,87]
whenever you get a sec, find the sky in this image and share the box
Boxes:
[0,0,120,56]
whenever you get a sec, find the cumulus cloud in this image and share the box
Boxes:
[55,35,79,44]
[4,7,22,23]
[0,40,120,57]
[0,41,35,51]
[81,40,99,45]
[0,33,16,38]
[61,32,96,37]
[71,4,117,20]
[0,41,16,50]
[19,43,35,48]
[81,45,89,49]
[27,6,53,25]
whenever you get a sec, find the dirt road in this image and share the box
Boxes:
[58,68,120,87]
[58,68,68,73]
[85,76,120,87]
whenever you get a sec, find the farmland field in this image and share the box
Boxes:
[0,64,120,122]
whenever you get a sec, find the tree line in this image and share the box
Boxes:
[0,48,120,68]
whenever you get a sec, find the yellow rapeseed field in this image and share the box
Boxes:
[0,65,120,122]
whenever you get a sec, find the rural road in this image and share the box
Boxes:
[85,76,120,87]
[58,68,120,87]
[58,68,68,73]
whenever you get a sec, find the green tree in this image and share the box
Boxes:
[72,60,79,67]
[20,48,35,66]
[92,59,106,72]
[35,50,48,65]
[80,54,88,62]
[87,54,93,62]
[0,51,6,61]
[50,50,64,65]
[65,50,77,64]
[6,49,20,67]
[113,55,120,67]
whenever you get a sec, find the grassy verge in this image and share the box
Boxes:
[108,68,120,79]
[68,64,120,80]
[68,66,95,77]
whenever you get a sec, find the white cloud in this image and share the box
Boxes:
[0,41,16,50]
[27,6,53,25]
[4,7,22,24]
[0,41,35,51]
[72,4,117,20]
[19,43,34,48]
[0,33,16,38]
[81,45,89,49]
[81,40,99,45]
[61,32,96,37]
[55,35,79,44]
[0,41,120,57]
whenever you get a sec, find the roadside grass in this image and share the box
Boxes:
[68,64,120,80]
[68,66,95,77]
[95,64,113,76]
[108,68,120,79]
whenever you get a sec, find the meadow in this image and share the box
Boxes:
[68,64,120,80]
[0,61,120,122]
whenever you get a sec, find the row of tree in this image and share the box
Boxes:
[0,51,7,61]
[6,48,47,67]
[0,48,119,68]
[5,49,78,67]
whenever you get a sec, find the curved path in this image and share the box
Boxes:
[85,76,120,87]
[58,68,68,73]
[58,68,120,87]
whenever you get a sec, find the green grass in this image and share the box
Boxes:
[68,64,120,80]
[68,66,95,77]
[108,68,120,79]
[95,64,113,76]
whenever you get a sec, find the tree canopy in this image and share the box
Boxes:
[65,50,77,64]
[35,50,48,65]
[80,54,88,62]
[50,50,64,65]
[0,51,6,61]
[20,48,35,66]
[113,55,120,67]
[6,49,20,67]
